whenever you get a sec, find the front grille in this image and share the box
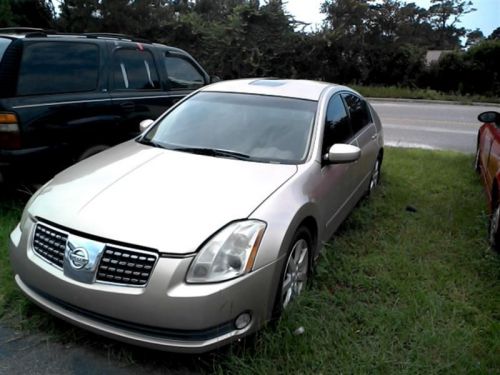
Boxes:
[96,246,158,286]
[33,224,68,268]
[32,219,159,287]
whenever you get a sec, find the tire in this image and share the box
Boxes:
[489,200,500,252]
[368,157,382,195]
[77,144,109,162]
[272,227,311,320]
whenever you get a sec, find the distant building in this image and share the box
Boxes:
[425,50,453,65]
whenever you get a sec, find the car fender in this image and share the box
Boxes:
[249,168,322,271]
[249,189,321,321]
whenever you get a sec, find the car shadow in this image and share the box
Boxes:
[0,308,250,374]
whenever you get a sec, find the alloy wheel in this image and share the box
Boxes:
[281,238,309,309]
[369,159,381,192]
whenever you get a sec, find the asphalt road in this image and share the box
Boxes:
[371,100,500,153]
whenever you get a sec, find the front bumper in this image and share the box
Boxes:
[9,219,280,353]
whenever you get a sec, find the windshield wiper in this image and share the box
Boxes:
[171,147,251,160]
[136,138,166,149]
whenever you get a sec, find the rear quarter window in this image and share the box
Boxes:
[0,38,12,62]
[0,38,21,98]
[17,42,100,96]
[342,93,372,134]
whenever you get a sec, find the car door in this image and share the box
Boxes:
[109,45,175,141]
[317,94,358,237]
[484,123,500,192]
[342,92,379,189]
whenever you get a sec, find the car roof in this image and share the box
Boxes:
[0,29,176,50]
[0,33,187,55]
[202,79,337,101]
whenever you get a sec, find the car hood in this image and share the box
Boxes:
[28,141,297,254]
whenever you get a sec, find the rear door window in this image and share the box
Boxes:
[17,42,99,95]
[342,93,372,134]
[164,55,205,90]
[112,49,160,90]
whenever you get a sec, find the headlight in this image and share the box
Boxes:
[19,179,52,232]
[186,220,266,283]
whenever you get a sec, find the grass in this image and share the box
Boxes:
[352,85,500,104]
[0,148,499,374]
[0,193,23,319]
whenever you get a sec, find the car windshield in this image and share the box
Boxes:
[141,92,317,164]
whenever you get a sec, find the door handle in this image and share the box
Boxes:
[371,134,378,140]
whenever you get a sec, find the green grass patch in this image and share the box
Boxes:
[352,85,500,104]
[0,194,23,319]
[0,148,499,373]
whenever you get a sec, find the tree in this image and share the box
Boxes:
[489,27,500,40]
[372,1,434,47]
[194,0,248,21]
[321,0,370,40]
[7,0,55,28]
[428,0,476,48]
[465,28,484,48]
[58,0,100,32]
[0,0,13,27]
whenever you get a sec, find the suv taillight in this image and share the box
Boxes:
[0,112,21,149]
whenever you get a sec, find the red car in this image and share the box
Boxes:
[475,111,500,250]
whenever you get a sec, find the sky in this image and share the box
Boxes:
[285,0,500,37]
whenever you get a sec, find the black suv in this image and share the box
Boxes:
[0,28,212,183]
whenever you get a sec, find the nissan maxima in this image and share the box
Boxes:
[9,79,384,352]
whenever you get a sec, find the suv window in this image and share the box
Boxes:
[165,55,204,90]
[323,95,351,154]
[17,42,99,96]
[342,93,372,134]
[113,49,160,90]
[0,38,12,62]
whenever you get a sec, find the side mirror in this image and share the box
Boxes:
[139,119,154,133]
[478,111,500,125]
[210,75,221,84]
[325,144,361,164]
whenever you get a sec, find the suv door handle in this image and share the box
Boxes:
[371,134,378,140]
[120,102,135,111]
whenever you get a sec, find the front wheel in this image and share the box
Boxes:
[272,227,311,319]
[368,157,382,194]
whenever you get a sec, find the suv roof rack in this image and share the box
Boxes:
[84,32,132,39]
[0,27,45,34]
[0,28,152,44]
[83,33,151,44]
